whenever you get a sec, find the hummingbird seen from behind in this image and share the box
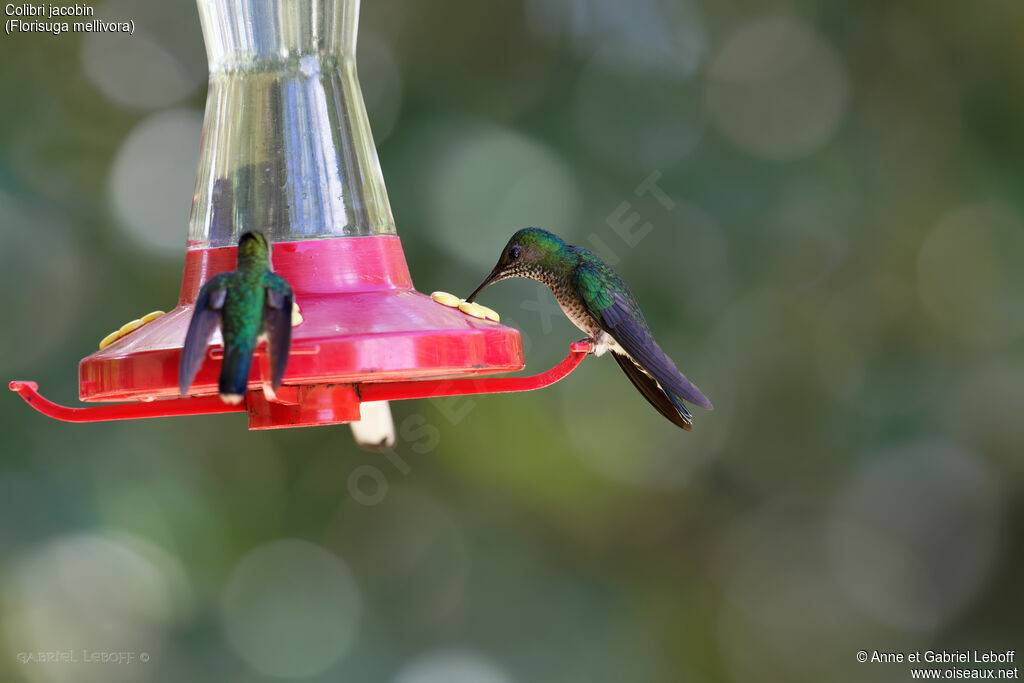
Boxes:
[179,231,294,404]
[466,228,712,430]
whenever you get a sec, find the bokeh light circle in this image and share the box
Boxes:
[220,539,362,678]
[82,28,198,110]
[427,122,581,267]
[917,203,1024,347]
[828,440,999,631]
[2,533,190,683]
[950,360,1024,480]
[524,0,706,78]
[393,649,514,683]
[714,511,870,683]
[707,16,849,161]
[109,108,203,255]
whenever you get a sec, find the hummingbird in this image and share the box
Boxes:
[179,231,294,404]
[466,228,712,430]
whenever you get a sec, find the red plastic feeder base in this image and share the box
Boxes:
[4,235,590,430]
[245,383,363,429]
[80,235,523,402]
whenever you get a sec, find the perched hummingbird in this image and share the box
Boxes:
[467,228,712,430]
[179,231,294,404]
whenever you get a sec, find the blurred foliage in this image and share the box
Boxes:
[1,1,1023,682]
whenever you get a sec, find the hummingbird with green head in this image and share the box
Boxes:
[179,231,294,404]
[467,228,712,430]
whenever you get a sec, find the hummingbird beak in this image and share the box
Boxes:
[465,265,501,303]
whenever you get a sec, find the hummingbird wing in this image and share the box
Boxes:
[179,272,232,396]
[574,265,713,411]
[262,272,294,389]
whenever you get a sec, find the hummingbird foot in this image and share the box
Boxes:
[587,330,617,357]
[576,338,595,354]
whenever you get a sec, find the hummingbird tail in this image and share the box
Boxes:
[219,342,256,403]
[612,353,693,430]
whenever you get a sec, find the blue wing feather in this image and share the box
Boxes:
[598,292,712,410]
[262,272,294,389]
[179,272,231,396]
[572,258,713,413]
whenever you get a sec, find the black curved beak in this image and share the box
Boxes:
[465,265,501,303]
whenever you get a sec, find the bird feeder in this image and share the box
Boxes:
[10,0,590,430]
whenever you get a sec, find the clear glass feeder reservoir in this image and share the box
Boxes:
[76,0,526,428]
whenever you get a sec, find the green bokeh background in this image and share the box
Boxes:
[1,1,1022,682]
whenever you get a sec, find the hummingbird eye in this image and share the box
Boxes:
[509,246,521,260]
